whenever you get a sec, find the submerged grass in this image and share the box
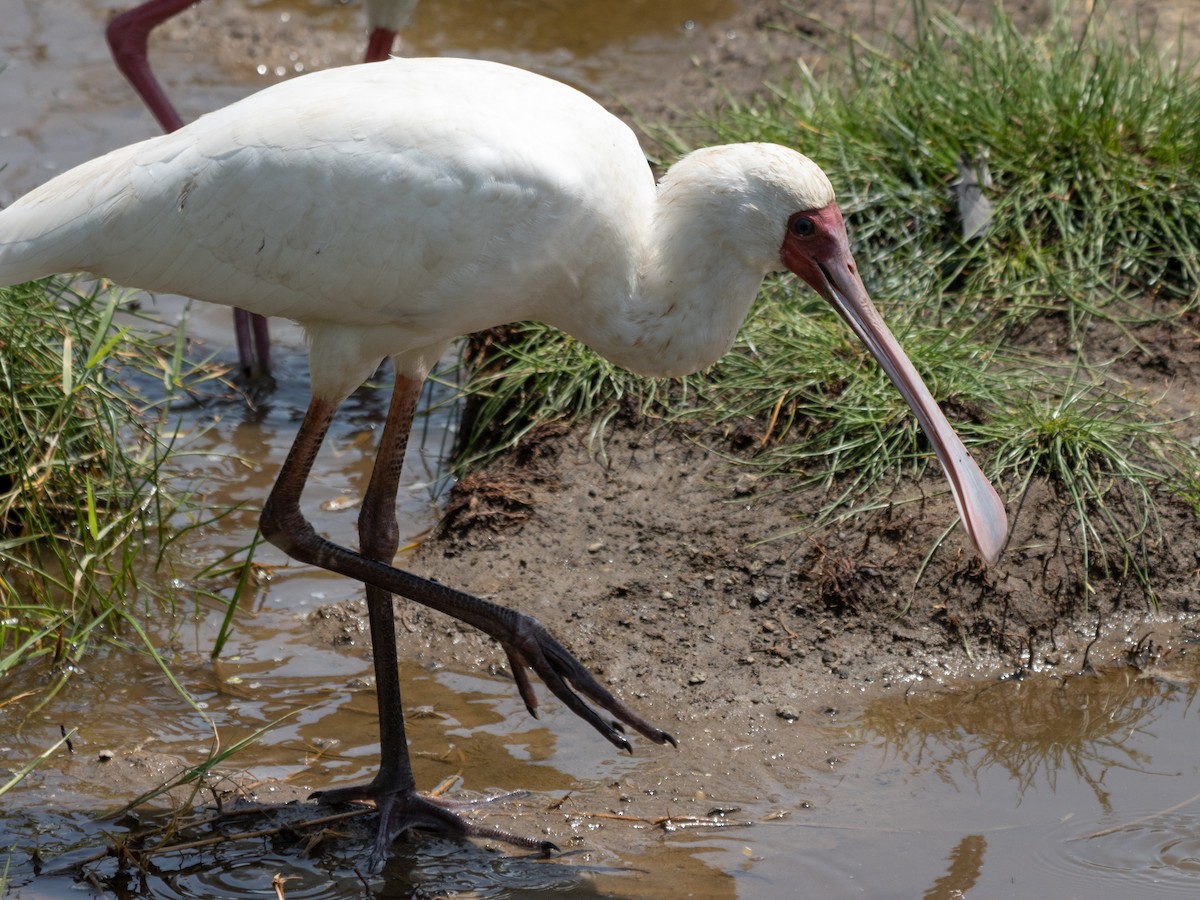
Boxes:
[0,278,224,701]
[453,3,1200,604]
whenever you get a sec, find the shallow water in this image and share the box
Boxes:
[8,646,1200,897]
[3,2,1200,897]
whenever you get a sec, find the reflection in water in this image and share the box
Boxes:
[861,668,1170,812]
[7,645,1200,897]
[0,660,738,897]
[926,833,986,900]
[849,662,1200,897]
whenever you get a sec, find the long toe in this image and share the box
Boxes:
[309,780,384,807]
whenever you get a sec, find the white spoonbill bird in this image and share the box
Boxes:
[105,0,420,377]
[0,57,1007,862]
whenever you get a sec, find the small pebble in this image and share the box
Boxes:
[733,473,759,495]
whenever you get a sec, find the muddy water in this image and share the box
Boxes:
[4,2,1200,897]
[8,641,1200,897]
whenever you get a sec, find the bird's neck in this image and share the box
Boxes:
[594,207,770,378]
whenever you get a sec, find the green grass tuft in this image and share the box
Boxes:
[983,377,1192,605]
[700,2,1200,331]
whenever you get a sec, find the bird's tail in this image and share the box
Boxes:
[0,147,140,287]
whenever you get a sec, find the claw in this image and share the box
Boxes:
[496,611,677,753]
[505,647,541,718]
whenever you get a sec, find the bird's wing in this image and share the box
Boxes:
[0,59,651,343]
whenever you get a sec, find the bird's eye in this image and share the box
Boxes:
[790,216,815,237]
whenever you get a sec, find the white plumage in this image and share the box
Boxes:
[104,0,423,376]
[0,56,1007,860]
[2,59,836,393]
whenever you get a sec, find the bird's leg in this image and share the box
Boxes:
[260,396,674,756]
[107,0,273,378]
[235,308,272,382]
[365,27,398,63]
[307,376,552,861]
[105,0,196,132]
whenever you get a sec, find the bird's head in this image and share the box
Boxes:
[687,143,1009,565]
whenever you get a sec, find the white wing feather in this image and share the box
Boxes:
[0,59,652,354]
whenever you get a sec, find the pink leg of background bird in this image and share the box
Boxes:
[366,25,399,62]
[104,1,402,377]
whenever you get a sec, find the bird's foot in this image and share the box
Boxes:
[496,611,678,753]
[311,780,556,870]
